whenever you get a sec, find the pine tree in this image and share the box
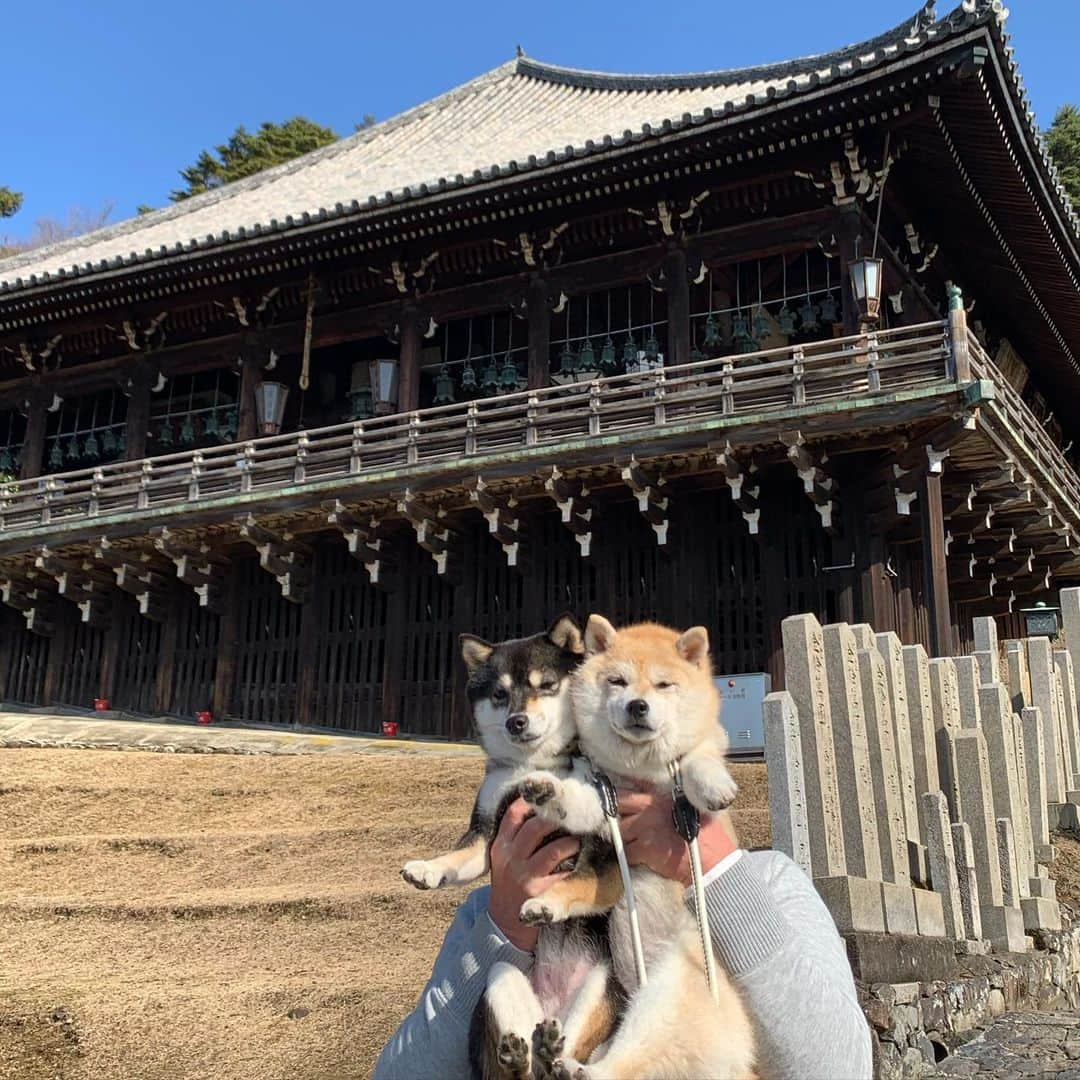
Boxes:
[1046,104,1080,208]
[0,187,22,219]
[170,118,340,201]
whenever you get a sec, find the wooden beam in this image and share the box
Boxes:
[468,478,524,567]
[324,500,395,587]
[236,514,311,602]
[780,431,838,533]
[620,456,671,549]
[714,442,761,536]
[542,466,594,557]
[921,468,954,657]
[397,488,458,577]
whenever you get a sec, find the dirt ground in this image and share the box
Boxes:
[0,748,769,1080]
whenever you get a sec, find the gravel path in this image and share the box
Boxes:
[930,1012,1080,1077]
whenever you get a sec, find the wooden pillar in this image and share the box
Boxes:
[42,608,72,706]
[0,609,14,698]
[294,562,322,728]
[237,347,264,442]
[837,206,863,337]
[98,617,122,704]
[526,276,551,390]
[397,309,422,414]
[921,469,954,657]
[450,533,478,740]
[124,370,153,461]
[664,246,691,367]
[759,480,787,689]
[212,570,239,719]
[154,587,180,714]
[380,532,407,731]
[18,395,48,480]
[854,479,895,633]
[947,284,972,382]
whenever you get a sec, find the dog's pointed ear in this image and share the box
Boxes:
[675,626,711,668]
[547,612,584,654]
[460,634,494,673]
[584,614,618,656]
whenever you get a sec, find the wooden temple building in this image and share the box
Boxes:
[1,0,1078,737]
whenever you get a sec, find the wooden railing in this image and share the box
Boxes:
[967,332,1080,523]
[0,323,954,534]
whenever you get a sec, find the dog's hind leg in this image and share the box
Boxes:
[481,961,545,1080]
[534,961,619,1072]
[401,827,489,890]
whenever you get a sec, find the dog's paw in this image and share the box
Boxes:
[533,1018,565,1064]
[497,1032,531,1076]
[401,860,445,890]
[520,897,566,925]
[551,1058,588,1080]
[685,767,739,812]
[521,774,560,808]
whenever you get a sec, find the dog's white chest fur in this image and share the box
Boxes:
[607,869,687,995]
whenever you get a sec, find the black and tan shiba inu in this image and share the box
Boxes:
[400,616,625,1079]
[521,617,757,1080]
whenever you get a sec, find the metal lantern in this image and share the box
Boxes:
[159,420,174,446]
[66,437,80,461]
[600,335,618,374]
[481,355,501,395]
[799,298,819,333]
[820,291,839,324]
[0,446,12,473]
[644,330,660,369]
[778,304,796,336]
[622,332,638,370]
[350,387,374,420]
[1021,601,1060,639]
[204,411,220,440]
[752,305,771,343]
[848,256,884,323]
[180,415,196,445]
[577,339,599,381]
[558,342,579,380]
[461,357,478,394]
[499,353,520,392]
[253,381,290,435]
[221,409,237,441]
[433,364,456,405]
[370,359,399,415]
[102,427,118,455]
[49,439,63,469]
[83,432,100,460]
[702,313,723,351]
[732,310,752,348]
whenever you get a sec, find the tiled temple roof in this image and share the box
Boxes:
[1,0,1065,296]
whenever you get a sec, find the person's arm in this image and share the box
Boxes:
[373,800,581,1080]
[619,793,873,1080]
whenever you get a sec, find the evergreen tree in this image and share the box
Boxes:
[170,117,340,201]
[0,187,22,219]
[1046,104,1080,207]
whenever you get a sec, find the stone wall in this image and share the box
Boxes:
[763,589,1080,1075]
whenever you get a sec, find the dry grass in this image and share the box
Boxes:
[0,748,768,1079]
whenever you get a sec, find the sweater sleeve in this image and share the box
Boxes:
[689,850,873,1080]
[372,886,533,1080]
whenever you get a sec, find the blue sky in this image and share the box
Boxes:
[3,1,1077,242]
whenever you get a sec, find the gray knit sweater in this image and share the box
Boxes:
[372,850,873,1079]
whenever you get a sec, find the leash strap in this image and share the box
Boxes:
[670,760,720,1005]
[591,770,648,989]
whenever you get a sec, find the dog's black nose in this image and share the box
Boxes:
[627,699,649,721]
[506,713,529,736]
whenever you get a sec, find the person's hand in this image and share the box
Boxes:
[618,786,737,887]
[488,797,581,952]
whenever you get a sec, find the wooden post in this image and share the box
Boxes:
[759,481,788,689]
[42,607,71,706]
[294,571,322,728]
[837,206,863,337]
[526,276,551,390]
[0,609,14,697]
[124,369,153,461]
[664,246,690,367]
[154,586,180,714]
[237,346,264,442]
[98,616,122,703]
[18,394,48,481]
[397,308,422,414]
[921,468,954,657]
[380,532,407,731]
[947,284,972,382]
[211,569,239,718]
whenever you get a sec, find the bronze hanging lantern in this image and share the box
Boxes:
[848,256,884,323]
[433,364,456,405]
[253,381,290,435]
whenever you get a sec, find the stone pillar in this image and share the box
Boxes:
[822,623,882,882]
[972,615,1000,685]
[781,614,846,879]
[1027,638,1067,804]
[951,822,983,942]
[1011,713,1038,884]
[953,729,1026,951]
[1054,649,1080,791]
[996,817,1020,908]
[1021,706,1052,860]
[763,691,812,876]
[929,657,962,818]
[922,791,965,941]
[953,655,982,730]
[1005,640,1031,714]
[876,632,923,880]
[979,684,1032,892]
[902,644,941,837]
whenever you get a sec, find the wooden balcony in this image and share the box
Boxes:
[0,321,1021,552]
